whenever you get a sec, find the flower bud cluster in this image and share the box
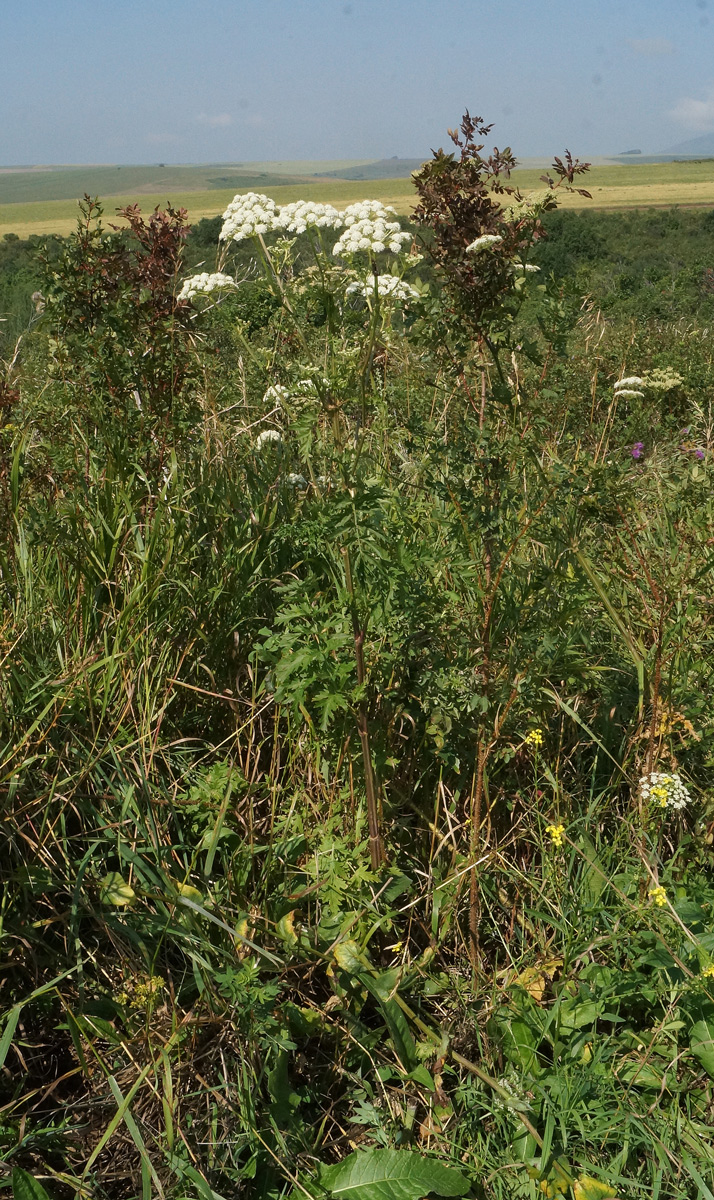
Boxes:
[177,272,238,301]
[333,201,411,257]
[276,200,343,234]
[639,771,691,811]
[346,273,419,301]
[220,192,281,242]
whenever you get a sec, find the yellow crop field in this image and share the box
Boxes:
[3,159,714,238]
[0,179,418,239]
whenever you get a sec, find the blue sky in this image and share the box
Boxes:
[1,0,713,164]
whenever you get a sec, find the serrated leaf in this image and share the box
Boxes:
[12,1169,53,1200]
[319,1148,470,1200]
[574,1177,617,1200]
[99,872,136,907]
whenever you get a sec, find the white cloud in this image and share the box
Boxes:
[670,86,714,130]
[627,37,674,57]
[196,112,233,128]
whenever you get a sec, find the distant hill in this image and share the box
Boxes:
[317,158,427,180]
[661,132,714,156]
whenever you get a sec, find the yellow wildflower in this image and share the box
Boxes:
[649,885,667,908]
[545,823,566,848]
[525,729,544,749]
[702,964,714,979]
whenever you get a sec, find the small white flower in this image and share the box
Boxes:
[615,390,645,398]
[614,376,644,389]
[255,429,283,450]
[466,234,503,253]
[513,262,540,272]
[285,472,308,487]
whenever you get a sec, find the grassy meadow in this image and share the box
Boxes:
[4,130,714,1200]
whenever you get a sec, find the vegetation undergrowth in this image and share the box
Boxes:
[3,112,714,1200]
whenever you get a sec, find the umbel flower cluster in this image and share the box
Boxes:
[614,369,683,400]
[217,192,410,257]
[333,200,411,257]
[346,273,419,301]
[177,272,238,301]
[275,200,343,234]
[219,192,281,242]
[614,376,644,400]
[639,771,691,811]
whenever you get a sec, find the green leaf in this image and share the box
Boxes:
[99,871,136,907]
[690,1018,714,1078]
[319,1149,470,1200]
[12,1169,53,1200]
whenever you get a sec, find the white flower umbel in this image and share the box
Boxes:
[513,262,540,272]
[615,390,645,399]
[220,192,281,243]
[255,429,283,450]
[641,368,683,391]
[346,273,419,301]
[263,384,290,406]
[333,200,411,258]
[614,376,644,390]
[639,771,691,811]
[177,272,238,301]
[275,200,343,234]
[466,234,503,254]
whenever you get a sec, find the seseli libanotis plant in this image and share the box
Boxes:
[173,118,590,880]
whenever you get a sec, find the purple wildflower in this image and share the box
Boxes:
[696,449,705,460]
[631,442,644,460]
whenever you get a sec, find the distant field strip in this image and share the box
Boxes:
[0,180,418,238]
[3,160,714,237]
